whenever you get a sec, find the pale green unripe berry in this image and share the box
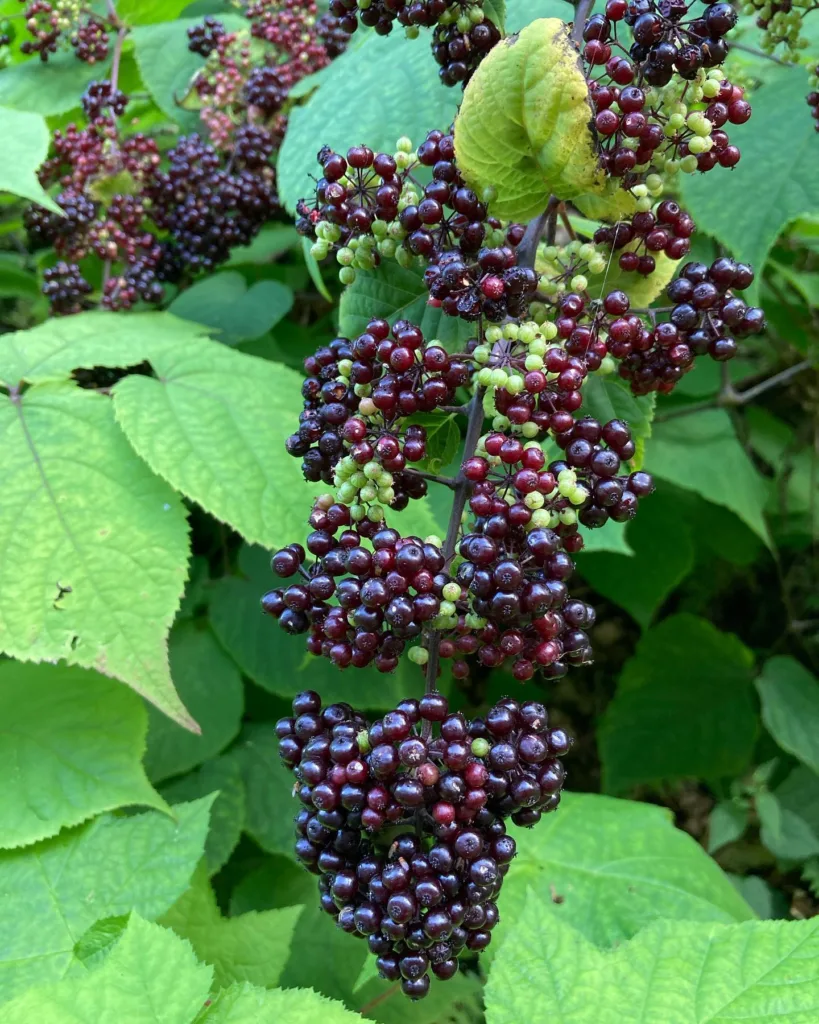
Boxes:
[350,504,366,521]
[371,220,388,238]
[541,321,558,340]
[473,344,490,364]
[350,472,367,489]
[311,241,329,260]
[339,266,356,285]
[363,461,381,480]
[388,221,406,239]
[636,196,652,212]
[490,368,508,387]
[316,493,335,510]
[485,325,504,344]
[529,337,547,356]
[408,646,429,665]
[505,374,525,395]
[337,359,353,378]
[570,484,589,505]
[377,486,395,504]
[524,491,545,509]
[378,239,397,258]
[442,582,462,602]
[646,172,664,193]
[396,135,413,153]
[471,738,490,757]
[439,599,457,618]
[680,154,699,173]
[521,421,539,438]
[358,484,376,503]
[687,136,707,155]
[519,323,537,344]
[558,507,577,525]
[368,505,385,522]
[492,414,510,431]
[525,354,544,372]
[359,397,376,416]
[478,367,493,386]
[589,256,607,274]
[570,274,588,292]
[337,481,356,503]
[503,322,520,341]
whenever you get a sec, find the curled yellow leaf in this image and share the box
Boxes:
[455,18,610,222]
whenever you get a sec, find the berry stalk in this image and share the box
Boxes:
[423,385,487,697]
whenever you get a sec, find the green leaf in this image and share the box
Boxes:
[169,273,294,345]
[0,107,63,214]
[756,789,819,862]
[117,0,196,23]
[505,0,571,31]
[708,800,749,854]
[132,16,245,134]
[227,226,301,266]
[338,264,476,351]
[578,487,694,628]
[0,797,212,1003]
[277,31,459,213]
[485,891,819,1024]
[162,756,246,874]
[209,544,428,709]
[455,19,614,221]
[161,865,302,991]
[301,238,332,301]
[111,336,315,552]
[578,519,633,555]
[202,985,367,1024]
[756,656,819,774]
[230,725,302,859]
[407,413,460,474]
[581,374,655,470]
[72,915,129,969]
[0,660,165,850]
[776,766,819,838]
[496,792,753,951]
[0,383,193,728]
[599,614,757,793]
[0,252,41,299]
[2,913,213,1024]
[681,67,819,306]
[0,51,108,117]
[645,409,771,547]
[145,622,244,784]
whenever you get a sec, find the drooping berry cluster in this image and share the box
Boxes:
[741,0,818,61]
[18,0,111,63]
[25,81,280,312]
[298,130,534,321]
[580,1,751,189]
[264,515,454,670]
[593,200,695,274]
[284,318,468,508]
[275,689,570,998]
[324,0,501,86]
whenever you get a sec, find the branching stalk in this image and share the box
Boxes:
[423,387,487,696]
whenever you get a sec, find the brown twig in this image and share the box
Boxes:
[727,40,792,66]
[571,0,596,45]
[358,981,401,1017]
[404,468,457,490]
[655,359,814,422]
[517,197,560,270]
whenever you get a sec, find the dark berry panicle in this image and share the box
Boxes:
[275,689,570,998]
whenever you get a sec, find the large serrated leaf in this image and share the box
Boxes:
[338,263,477,351]
[111,340,316,552]
[0,107,63,214]
[455,19,604,221]
[1,914,213,1024]
[0,383,193,728]
[486,892,819,1024]
[599,614,758,793]
[0,797,213,1004]
[203,985,368,1024]
[161,865,301,991]
[495,791,753,952]
[0,660,165,850]
[756,656,819,774]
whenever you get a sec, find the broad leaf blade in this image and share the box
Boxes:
[0,383,193,727]
[0,660,165,850]
[0,107,63,214]
[756,656,819,774]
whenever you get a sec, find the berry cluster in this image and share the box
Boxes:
[580,0,751,191]
[741,0,817,61]
[298,130,534,321]
[275,689,570,998]
[325,0,501,87]
[264,515,453,670]
[284,318,469,505]
[594,199,696,273]
[19,0,110,63]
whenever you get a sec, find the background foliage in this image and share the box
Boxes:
[0,0,817,1019]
